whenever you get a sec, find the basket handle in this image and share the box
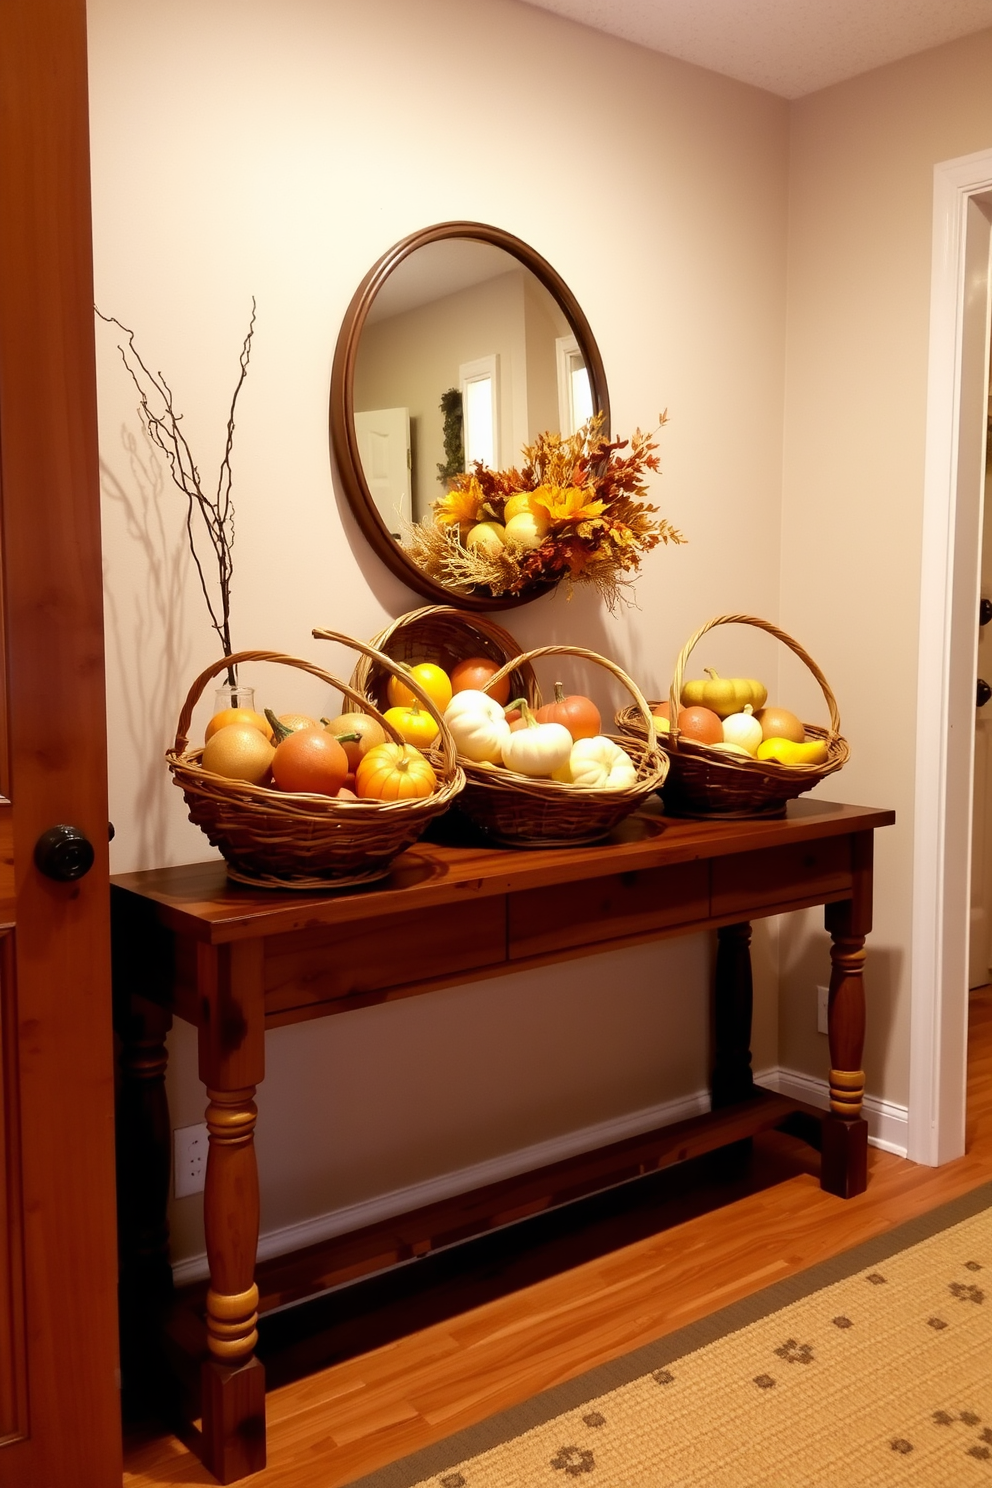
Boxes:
[312,628,457,774]
[173,648,410,754]
[485,645,658,753]
[668,614,841,743]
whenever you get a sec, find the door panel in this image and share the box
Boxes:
[354,407,413,532]
[0,930,26,1445]
[0,0,122,1483]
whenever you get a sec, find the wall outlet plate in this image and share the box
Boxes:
[817,984,829,1035]
[174,1122,209,1198]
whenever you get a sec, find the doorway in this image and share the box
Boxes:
[911,156,992,1166]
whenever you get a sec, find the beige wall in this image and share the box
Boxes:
[89,0,790,1267]
[780,29,992,1105]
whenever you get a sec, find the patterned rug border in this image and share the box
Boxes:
[343,1181,992,1488]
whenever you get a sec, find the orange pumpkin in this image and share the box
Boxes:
[355,742,437,801]
[534,682,601,741]
[677,706,724,746]
[271,727,349,795]
[449,656,511,706]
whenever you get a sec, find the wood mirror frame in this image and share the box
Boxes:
[330,221,611,611]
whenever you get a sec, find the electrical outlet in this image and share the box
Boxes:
[174,1122,209,1198]
[817,984,829,1035]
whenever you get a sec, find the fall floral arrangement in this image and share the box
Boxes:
[403,413,684,608]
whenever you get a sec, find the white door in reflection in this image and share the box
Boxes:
[557,334,593,434]
[354,407,412,535]
[460,354,499,467]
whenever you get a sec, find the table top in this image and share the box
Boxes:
[110,798,895,945]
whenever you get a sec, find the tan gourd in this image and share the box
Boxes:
[680,668,767,718]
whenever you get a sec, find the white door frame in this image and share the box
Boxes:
[910,150,992,1164]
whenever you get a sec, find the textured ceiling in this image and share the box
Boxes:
[517,0,992,97]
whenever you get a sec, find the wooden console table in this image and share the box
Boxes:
[112,796,893,1483]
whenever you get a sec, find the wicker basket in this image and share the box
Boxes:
[349,605,542,715]
[167,645,464,890]
[447,645,669,848]
[614,614,849,819]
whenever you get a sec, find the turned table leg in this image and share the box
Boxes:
[711,921,755,1109]
[822,894,869,1198]
[197,940,266,1483]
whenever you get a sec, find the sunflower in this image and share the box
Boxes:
[532,484,606,527]
[435,476,486,530]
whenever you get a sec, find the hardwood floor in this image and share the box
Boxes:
[123,988,992,1487]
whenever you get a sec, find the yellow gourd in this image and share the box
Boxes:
[680,669,768,719]
[755,737,828,766]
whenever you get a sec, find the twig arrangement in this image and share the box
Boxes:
[96,301,256,681]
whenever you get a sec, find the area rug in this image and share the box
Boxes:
[346,1184,992,1488]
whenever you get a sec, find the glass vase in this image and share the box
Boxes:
[213,682,256,715]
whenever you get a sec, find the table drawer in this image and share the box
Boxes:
[508,862,709,960]
[711,836,852,917]
[264,897,506,1016]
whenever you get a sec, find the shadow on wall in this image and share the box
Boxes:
[101,430,193,869]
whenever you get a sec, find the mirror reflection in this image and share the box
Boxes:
[352,239,592,538]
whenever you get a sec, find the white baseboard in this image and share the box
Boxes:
[170,1086,712,1287]
[171,1070,909,1286]
[757,1065,909,1158]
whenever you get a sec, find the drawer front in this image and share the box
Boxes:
[710,836,852,917]
[264,897,507,1016]
[508,862,710,960]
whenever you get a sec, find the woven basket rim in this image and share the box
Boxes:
[458,730,668,797]
[346,605,543,712]
[614,708,850,787]
[445,646,669,845]
[667,612,842,745]
[167,645,465,873]
[617,613,847,817]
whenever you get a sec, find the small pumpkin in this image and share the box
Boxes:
[443,689,510,763]
[270,726,349,796]
[355,742,437,800]
[554,736,637,789]
[386,662,452,712]
[382,701,440,749]
[533,683,601,741]
[680,669,768,719]
[676,706,724,745]
[721,704,762,756]
[448,655,511,706]
[500,702,572,777]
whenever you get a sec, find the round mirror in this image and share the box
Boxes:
[330,222,610,611]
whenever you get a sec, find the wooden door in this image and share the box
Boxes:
[0,0,122,1482]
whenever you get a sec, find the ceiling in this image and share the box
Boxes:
[517,0,992,97]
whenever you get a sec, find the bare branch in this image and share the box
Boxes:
[96,303,256,676]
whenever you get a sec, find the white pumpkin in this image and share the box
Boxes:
[555,736,638,789]
[443,689,510,764]
[721,704,763,756]
[501,715,572,776]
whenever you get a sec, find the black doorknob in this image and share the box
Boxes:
[34,824,95,882]
[981,598,992,628]
[978,679,992,709]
